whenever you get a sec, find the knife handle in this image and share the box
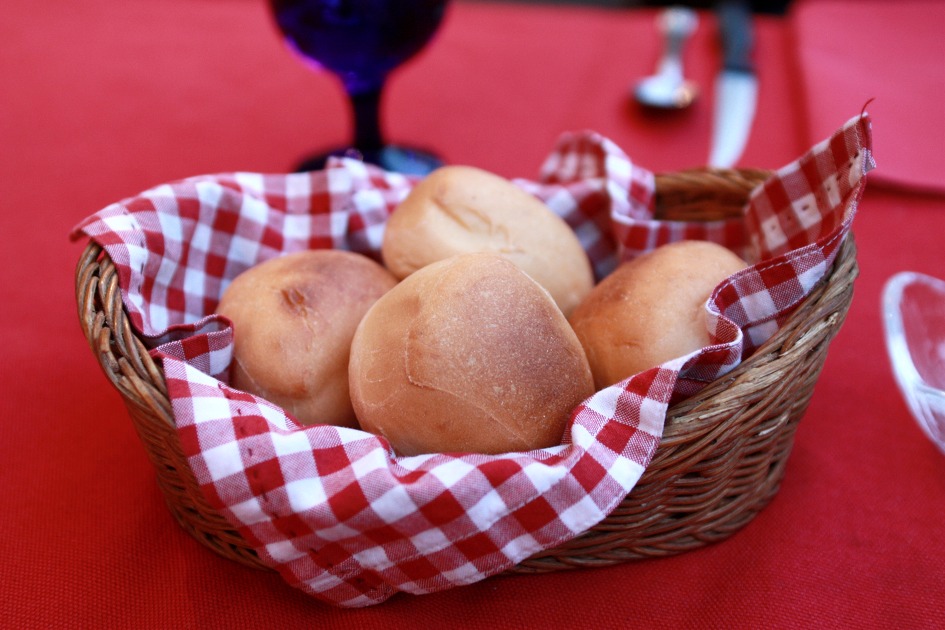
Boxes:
[717,0,755,73]
[661,6,698,60]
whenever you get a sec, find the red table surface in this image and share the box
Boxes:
[1,0,943,627]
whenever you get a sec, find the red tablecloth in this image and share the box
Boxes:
[793,0,945,194]
[1,0,943,627]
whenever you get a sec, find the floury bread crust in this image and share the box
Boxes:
[349,252,595,456]
[217,249,398,428]
[380,165,594,317]
[569,240,749,390]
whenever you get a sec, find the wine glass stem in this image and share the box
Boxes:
[351,86,384,154]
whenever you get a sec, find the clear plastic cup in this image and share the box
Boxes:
[882,271,945,455]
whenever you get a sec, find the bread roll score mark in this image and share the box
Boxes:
[218,249,397,428]
[431,190,524,257]
[399,270,555,451]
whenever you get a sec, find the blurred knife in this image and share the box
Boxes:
[708,0,758,168]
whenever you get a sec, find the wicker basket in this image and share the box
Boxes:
[74,167,857,575]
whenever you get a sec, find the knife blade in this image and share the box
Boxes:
[708,0,758,168]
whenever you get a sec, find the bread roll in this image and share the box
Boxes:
[349,252,594,455]
[569,240,748,389]
[217,249,397,428]
[381,165,594,317]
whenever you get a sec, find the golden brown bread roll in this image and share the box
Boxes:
[349,252,595,456]
[569,240,748,389]
[381,165,594,317]
[217,249,398,428]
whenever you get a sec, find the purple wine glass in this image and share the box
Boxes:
[269,0,451,175]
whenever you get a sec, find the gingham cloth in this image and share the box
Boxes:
[73,114,874,607]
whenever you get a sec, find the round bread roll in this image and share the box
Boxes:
[569,240,749,389]
[381,165,594,317]
[217,249,398,428]
[349,252,595,456]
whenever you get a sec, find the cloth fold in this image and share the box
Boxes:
[73,114,873,607]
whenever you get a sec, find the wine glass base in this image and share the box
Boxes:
[294,145,444,176]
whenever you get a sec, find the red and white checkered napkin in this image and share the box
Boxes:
[73,115,874,607]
